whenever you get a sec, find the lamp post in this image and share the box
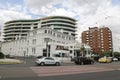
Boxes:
[44,38,50,57]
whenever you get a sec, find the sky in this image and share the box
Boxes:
[0,0,120,51]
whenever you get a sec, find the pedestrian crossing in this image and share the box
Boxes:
[30,66,113,77]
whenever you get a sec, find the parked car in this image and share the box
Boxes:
[98,56,112,63]
[74,56,94,65]
[35,57,61,66]
[36,56,43,59]
[107,57,118,62]
[71,57,77,62]
[117,57,120,61]
[113,57,118,61]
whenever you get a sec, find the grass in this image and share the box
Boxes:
[0,58,23,64]
[0,61,22,64]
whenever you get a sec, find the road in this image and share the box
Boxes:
[0,57,120,80]
[1,70,120,80]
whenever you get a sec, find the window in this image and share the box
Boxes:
[109,49,112,51]
[27,40,29,45]
[45,30,47,33]
[34,26,37,29]
[32,39,36,45]
[101,38,103,40]
[108,32,111,34]
[86,31,89,34]
[102,49,104,51]
[32,47,36,54]
[57,34,61,38]
[53,40,55,42]
[48,30,50,34]
[33,31,37,35]
[69,37,71,40]
[57,41,60,43]
[45,57,54,60]
[86,34,88,37]
[50,31,52,34]
[62,35,65,39]
[53,33,55,36]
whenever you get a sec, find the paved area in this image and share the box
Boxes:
[0,57,120,80]
[30,66,113,77]
[0,67,37,79]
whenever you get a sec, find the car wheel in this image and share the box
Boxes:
[40,62,45,66]
[81,62,84,65]
[55,62,60,66]
[91,61,94,64]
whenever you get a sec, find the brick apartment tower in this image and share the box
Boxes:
[82,27,113,54]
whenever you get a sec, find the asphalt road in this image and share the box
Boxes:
[0,57,76,67]
[0,57,120,80]
[2,70,120,80]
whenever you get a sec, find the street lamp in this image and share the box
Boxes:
[44,38,50,57]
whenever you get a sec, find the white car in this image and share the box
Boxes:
[108,57,118,61]
[35,57,61,66]
[113,57,118,61]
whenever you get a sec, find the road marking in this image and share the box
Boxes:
[31,66,113,77]
[116,68,120,70]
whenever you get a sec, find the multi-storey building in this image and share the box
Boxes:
[82,27,113,54]
[2,28,74,57]
[2,27,90,58]
[2,16,91,60]
[3,16,76,41]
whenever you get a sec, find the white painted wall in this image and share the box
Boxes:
[1,28,76,57]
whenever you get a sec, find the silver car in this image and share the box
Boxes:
[35,57,61,66]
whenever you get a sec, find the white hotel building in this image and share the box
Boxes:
[3,16,76,41]
[1,16,91,58]
[2,27,88,58]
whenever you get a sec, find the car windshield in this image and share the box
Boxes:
[36,56,43,59]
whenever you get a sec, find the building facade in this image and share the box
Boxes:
[2,27,91,58]
[3,16,76,41]
[2,16,91,59]
[2,28,75,57]
[82,27,113,54]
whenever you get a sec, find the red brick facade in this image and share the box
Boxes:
[82,27,113,54]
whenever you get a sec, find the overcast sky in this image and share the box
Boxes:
[0,0,120,51]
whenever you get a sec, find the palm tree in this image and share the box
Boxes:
[80,45,85,57]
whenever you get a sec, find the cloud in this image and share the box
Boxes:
[0,9,31,26]
[1,0,120,51]
[1,0,120,36]
[23,0,120,46]
[0,4,32,29]
[24,0,54,8]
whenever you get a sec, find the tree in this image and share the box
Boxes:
[102,51,112,57]
[0,52,4,59]
[113,52,120,57]
[80,45,85,57]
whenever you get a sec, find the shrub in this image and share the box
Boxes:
[0,52,4,59]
